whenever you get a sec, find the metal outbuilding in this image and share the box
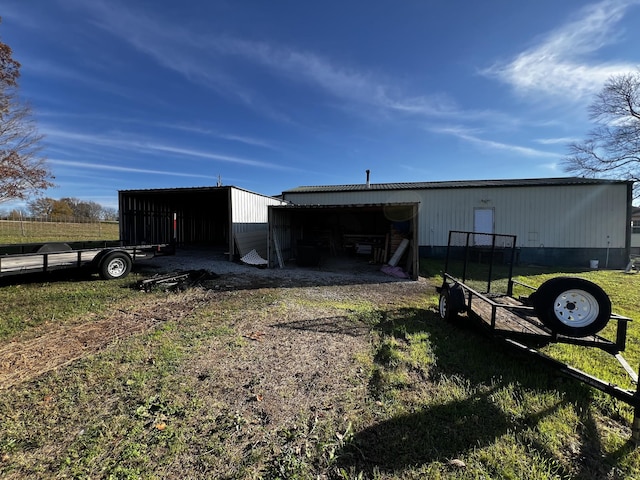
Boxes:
[281,177,634,269]
[268,202,420,279]
[119,186,286,261]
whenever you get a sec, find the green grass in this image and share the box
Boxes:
[0,273,145,340]
[0,219,119,244]
[346,288,640,479]
[1,260,640,478]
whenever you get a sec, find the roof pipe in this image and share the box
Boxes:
[366,169,370,188]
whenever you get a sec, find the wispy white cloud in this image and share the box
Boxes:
[19,57,167,108]
[63,0,469,121]
[38,112,280,151]
[144,143,288,170]
[57,0,296,124]
[41,126,292,170]
[432,126,560,159]
[163,124,281,151]
[213,38,455,116]
[535,136,580,145]
[482,0,640,101]
[49,159,219,179]
[540,162,561,171]
[210,37,497,121]
[1,4,41,29]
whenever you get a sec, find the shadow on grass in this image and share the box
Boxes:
[335,306,637,478]
[338,389,510,472]
[0,268,99,286]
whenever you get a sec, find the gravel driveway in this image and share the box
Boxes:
[137,246,416,287]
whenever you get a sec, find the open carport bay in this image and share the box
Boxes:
[119,186,285,260]
[268,203,419,279]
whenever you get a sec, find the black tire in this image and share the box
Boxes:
[99,251,132,280]
[439,283,465,321]
[530,277,611,337]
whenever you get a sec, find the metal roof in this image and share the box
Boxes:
[282,177,631,194]
[119,185,282,200]
[270,202,417,210]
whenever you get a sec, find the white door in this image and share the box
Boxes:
[474,208,494,246]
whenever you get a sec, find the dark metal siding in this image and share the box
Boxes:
[119,188,230,246]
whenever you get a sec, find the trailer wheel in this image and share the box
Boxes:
[439,284,465,321]
[531,277,611,337]
[99,251,132,280]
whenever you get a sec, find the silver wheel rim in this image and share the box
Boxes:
[553,289,599,328]
[108,258,126,277]
[439,294,448,319]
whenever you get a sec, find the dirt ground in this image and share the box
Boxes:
[0,248,432,391]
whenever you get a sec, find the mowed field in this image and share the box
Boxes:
[1,226,640,478]
[0,219,119,245]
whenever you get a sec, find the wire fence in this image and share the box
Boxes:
[0,217,119,244]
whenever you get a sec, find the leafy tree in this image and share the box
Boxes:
[0,18,53,203]
[564,70,640,198]
[27,197,55,217]
[50,199,73,220]
[61,197,102,221]
[28,196,116,222]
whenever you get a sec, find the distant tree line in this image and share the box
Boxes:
[3,197,119,222]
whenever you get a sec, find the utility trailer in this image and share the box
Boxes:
[436,231,640,441]
[0,241,174,280]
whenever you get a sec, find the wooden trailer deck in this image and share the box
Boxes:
[467,293,548,335]
[463,288,631,354]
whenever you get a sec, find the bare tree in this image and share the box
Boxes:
[564,70,640,198]
[0,18,53,203]
[101,206,118,222]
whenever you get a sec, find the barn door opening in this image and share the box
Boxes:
[474,208,494,246]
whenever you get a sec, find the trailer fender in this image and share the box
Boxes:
[37,242,72,253]
[530,277,611,338]
[438,282,466,321]
[93,249,133,280]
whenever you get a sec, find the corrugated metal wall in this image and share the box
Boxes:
[284,183,629,249]
[119,187,285,248]
[230,187,285,232]
[119,193,179,245]
[229,187,286,259]
[268,207,293,268]
[420,184,628,249]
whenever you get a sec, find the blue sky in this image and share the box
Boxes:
[2,0,640,210]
